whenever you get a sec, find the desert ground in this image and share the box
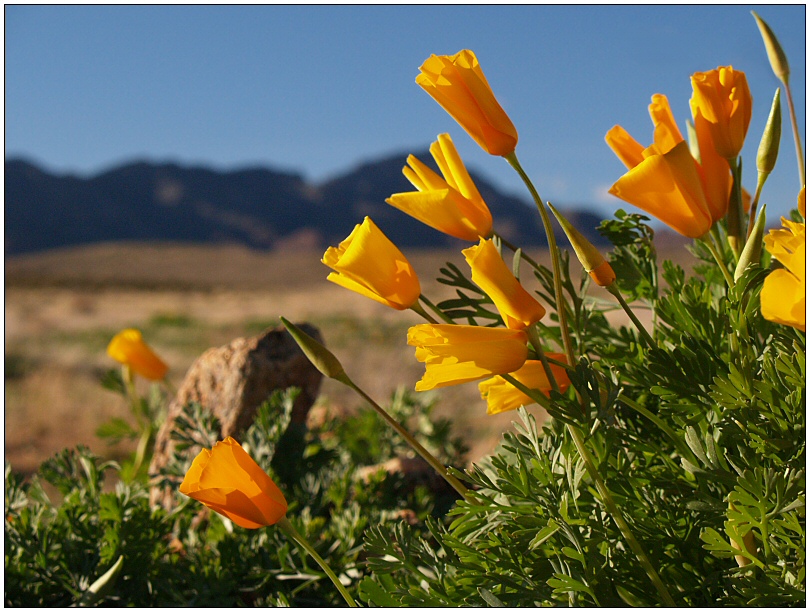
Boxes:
[5,241,684,476]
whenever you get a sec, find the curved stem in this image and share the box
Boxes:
[725,156,744,260]
[499,375,676,606]
[493,231,546,275]
[618,395,697,464]
[605,283,656,349]
[746,173,767,239]
[783,79,806,187]
[419,294,454,324]
[565,424,677,607]
[503,153,576,367]
[339,375,471,500]
[410,300,439,324]
[701,235,735,289]
[526,324,561,394]
[276,517,358,607]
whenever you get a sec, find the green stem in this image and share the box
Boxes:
[130,423,152,479]
[502,376,676,605]
[782,79,806,187]
[419,294,454,324]
[526,325,561,394]
[618,395,698,464]
[725,156,744,260]
[276,517,358,607]
[605,283,656,350]
[504,154,576,368]
[701,234,735,289]
[338,374,471,500]
[565,424,677,607]
[746,173,767,239]
[493,231,546,275]
[410,299,439,324]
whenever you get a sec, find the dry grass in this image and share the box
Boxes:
[5,240,692,475]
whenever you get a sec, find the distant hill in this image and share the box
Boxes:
[5,154,608,255]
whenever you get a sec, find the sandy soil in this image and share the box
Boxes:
[5,242,669,474]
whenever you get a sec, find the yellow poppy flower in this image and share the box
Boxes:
[690,66,752,160]
[408,324,528,391]
[179,437,288,529]
[479,357,570,415]
[386,133,493,241]
[761,218,805,332]
[417,50,518,156]
[462,238,545,329]
[106,328,168,381]
[323,217,421,310]
[606,94,731,238]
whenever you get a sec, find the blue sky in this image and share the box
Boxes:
[5,4,806,221]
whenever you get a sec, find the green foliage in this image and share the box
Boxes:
[5,388,465,606]
[356,207,804,607]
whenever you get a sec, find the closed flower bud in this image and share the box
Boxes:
[417,50,518,156]
[280,317,347,382]
[408,324,528,391]
[462,238,546,329]
[757,89,782,175]
[690,66,752,160]
[106,328,168,381]
[479,357,570,415]
[752,11,790,82]
[180,437,288,529]
[322,217,421,310]
[547,202,616,287]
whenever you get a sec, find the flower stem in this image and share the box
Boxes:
[783,79,806,187]
[276,516,358,607]
[502,376,676,605]
[618,394,697,464]
[526,325,561,394]
[746,173,767,239]
[565,424,677,606]
[604,283,656,349]
[419,294,454,324]
[503,153,576,368]
[702,232,736,288]
[725,156,745,259]
[410,299,439,324]
[338,375,472,500]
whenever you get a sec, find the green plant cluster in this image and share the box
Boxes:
[356,214,805,606]
[5,389,466,606]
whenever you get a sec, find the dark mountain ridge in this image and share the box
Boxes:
[5,154,606,256]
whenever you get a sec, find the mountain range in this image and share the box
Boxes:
[5,153,608,256]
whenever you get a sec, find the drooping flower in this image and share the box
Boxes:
[408,324,528,391]
[323,217,421,310]
[479,357,570,415]
[387,133,493,241]
[462,238,545,329]
[106,328,168,381]
[179,437,288,529]
[761,217,805,331]
[417,50,518,156]
[606,94,732,238]
[690,66,752,160]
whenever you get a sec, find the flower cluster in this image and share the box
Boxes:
[319,49,573,416]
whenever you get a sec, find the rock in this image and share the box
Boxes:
[148,322,324,509]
